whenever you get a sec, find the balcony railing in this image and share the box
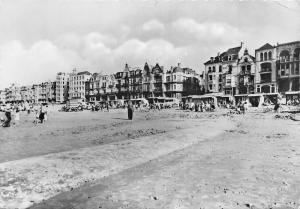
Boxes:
[260,68,272,73]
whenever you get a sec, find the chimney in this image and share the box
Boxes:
[178,63,181,68]
[241,42,244,47]
[217,52,220,56]
[210,57,214,62]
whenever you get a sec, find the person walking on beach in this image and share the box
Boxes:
[106,102,109,112]
[39,104,45,124]
[2,103,12,127]
[127,100,134,120]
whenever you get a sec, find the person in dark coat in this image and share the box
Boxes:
[2,105,12,127]
[127,101,134,120]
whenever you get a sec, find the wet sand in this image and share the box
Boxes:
[1,109,300,209]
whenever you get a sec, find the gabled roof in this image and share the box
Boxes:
[151,63,164,73]
[226,46,241,55]
[204,45,241,65]
[256,43,274,51]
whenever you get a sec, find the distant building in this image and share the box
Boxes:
[69,69,91,101]
[165,63,201,100]
[55,72,69,103]
[0,90,6,104]
[20,86,35,103]
[85,73,117,103]
[5,84,21,103]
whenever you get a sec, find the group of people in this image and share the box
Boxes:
[1,103,49,128]
[181,101,217,112]
[286,98,300,106]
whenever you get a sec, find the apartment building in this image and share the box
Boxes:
[86,73,118,103]
[276,41,300,95]
[254,43,277,94]
[204,43,246,96]
[55,72,69,103]
[165,63,201,100]
[69,69,91,101]
[236,49,255,95]
[20,86,35,103]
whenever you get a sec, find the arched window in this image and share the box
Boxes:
[264,52,267,61]
[260,53,263,61]
[268,51,272,60]
[279,50,290,62]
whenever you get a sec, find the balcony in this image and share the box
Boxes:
[153,88,162,92]
[260,68,272,73]
[153,79,162,83]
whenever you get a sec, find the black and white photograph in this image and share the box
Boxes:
[1,0,300,208]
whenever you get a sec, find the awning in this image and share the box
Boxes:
[264,93,279,96]
[248,93,264,97]
[234,94,248,97]
[285,91,300,95]
[219,95,233,98]
[187,93,223,99]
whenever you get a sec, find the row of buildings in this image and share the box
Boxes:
[1,40,299,106]
[0,63,205,104]
[204,41,300,106]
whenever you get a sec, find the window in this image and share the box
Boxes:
[242,66,246,73]
[209,75,212,81]
[228,65,233,74]
[247,65,251,72]
[173,84,176,90]
[271,84,275,93]
[260,53,263,61]
[212,66,215,72]
[219,66,222,73]
[263,52,268,61]
[268,51,272,60]
[257,86,260,93]
[209,85,212,90]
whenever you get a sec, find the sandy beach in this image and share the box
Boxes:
[1,108,300,209]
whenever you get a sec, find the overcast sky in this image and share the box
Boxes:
[0,0,300,89]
